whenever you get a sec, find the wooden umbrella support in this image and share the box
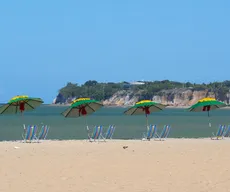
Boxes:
[146,114,149,129]
[85,116,91,139]
[208,111,211,127]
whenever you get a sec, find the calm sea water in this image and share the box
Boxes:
[0,105,230,141]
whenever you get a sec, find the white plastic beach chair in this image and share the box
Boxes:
[224,125,230,138]
[22,125,38,143]
[37,125,49,141]
[211,125,226,140]
[155,125,171,141]
[104,125,116,140]
[142,124,157,141]
[88,125,104,142]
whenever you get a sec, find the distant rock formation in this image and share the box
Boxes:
[52,93,66,104]
[53,88,230,107]
[152,88,215,106]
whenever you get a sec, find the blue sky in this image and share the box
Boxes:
[0,0,229,103]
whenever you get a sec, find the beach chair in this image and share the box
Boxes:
[142,124,157,141]
[211,125,226,140]
[89,125,104,142]
[224,125,230,138]
[37,125,49,140]
[104,125,116,140]
[22,125,37,143]
[223,125,230,138]
[155,125,171,141]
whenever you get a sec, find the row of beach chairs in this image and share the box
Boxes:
[142,124,230,141]
[21,124,170,143]
[22,124,49,143]
[20,123,230,142]
[87,124,171,141]
[87,125,116,142]
[211,124,230,140]
[142,125,171,141]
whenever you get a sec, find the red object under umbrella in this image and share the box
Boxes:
[19,102,25,113]
[202,105,211,112]
[79,105,87,116]
[142,106,150,116]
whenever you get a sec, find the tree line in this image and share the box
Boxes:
[58,80,230,101]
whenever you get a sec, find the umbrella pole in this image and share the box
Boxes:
[146,115,150,141]
[85,116,90,140]
[208,111,211,127]
[146,115,149,128]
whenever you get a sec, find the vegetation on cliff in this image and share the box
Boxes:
[57,80,230,103]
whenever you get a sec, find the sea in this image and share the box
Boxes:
[0,105,230,141]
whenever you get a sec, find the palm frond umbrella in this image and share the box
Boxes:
[62,98,103,117]
[0,95,43,115]
[187,97,227,126]
[61,98,103,138]
[124,100,166,127]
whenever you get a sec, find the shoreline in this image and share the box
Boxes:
[0,137,228,143]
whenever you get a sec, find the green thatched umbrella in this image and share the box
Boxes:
[62,98,103,118]
[188,97,226,116]
[0,95,43,115]
[124,100,166,127]
[61,98,103,139]
[187,97,226,127]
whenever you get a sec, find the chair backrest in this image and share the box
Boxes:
[38,125,49,140]
[224,125,230,137]
[25,125,37,141]
[216,125,225,137]
[105,125,116,139]
[160,125,171,138]
[146,125,157,139]
[92,126,103,139]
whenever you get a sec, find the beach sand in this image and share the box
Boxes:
[1,139,230,192]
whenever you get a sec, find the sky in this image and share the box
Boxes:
[0,0,230,103]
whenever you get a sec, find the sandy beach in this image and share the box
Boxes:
[1,139,230,192]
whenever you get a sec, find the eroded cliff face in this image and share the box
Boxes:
[53,88,230,106]
[152,88,217,106]
[102,88,230,106]
[102,91,139,107]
